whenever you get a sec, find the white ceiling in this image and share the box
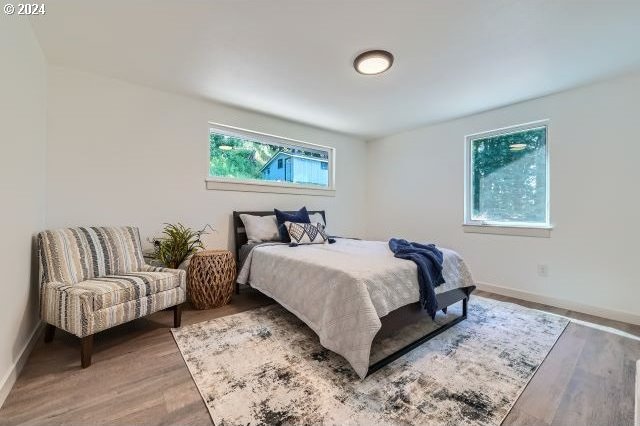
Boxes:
[30,0,640,139]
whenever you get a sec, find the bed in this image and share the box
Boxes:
[233,210,476,379]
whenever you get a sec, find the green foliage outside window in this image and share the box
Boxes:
[209,130,330,181]
[209,132,280,180]
[471,127,547,223]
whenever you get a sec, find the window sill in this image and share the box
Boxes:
[205,178,336,197]
[462,224,552,238]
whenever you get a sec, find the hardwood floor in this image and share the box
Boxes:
[0,289,637,425]
[478,290,640,426]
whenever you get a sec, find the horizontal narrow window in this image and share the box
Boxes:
[465,121,550,230]
[207,123,334,192]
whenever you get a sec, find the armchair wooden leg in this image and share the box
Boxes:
[81,335,93,368]
[173,304,182,328]
[44,324,56,343]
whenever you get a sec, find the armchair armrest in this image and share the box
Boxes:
[141,264,184,273]
[140,264,186,291]
[40,281,95,337]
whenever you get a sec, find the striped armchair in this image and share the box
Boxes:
[38,226,186,367]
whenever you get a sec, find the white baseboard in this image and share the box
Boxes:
[476,282,640,326]
[0,322,43,408]
[635,360,640,426]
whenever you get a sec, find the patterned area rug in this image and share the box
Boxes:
[172,296,568,425]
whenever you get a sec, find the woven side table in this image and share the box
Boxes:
[187,250,236,309]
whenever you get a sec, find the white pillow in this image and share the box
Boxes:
[308,212,326,226]
[285,221,328,245]
[240,214,280,244]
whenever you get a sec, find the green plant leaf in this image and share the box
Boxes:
[153,223,208,268]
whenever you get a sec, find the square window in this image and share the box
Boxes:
[466,123,549,226]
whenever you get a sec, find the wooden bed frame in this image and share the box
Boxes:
[232,210,475,377]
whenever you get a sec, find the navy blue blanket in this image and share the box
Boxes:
[388,238,445,318]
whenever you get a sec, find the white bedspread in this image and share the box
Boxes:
[237,239,475,378]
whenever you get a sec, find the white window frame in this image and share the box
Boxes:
[205,122,336,196]
[463,120,552,237]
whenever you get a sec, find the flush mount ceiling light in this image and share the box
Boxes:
[354,50,394,75]
[509,143,527,151]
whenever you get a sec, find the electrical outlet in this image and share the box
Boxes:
[537,264,549,277]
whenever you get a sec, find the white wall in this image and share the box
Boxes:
[45,65,640,323]
[367,72,640,322]
[0,18,47,402]
[46,66,367,250]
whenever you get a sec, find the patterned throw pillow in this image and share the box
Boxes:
[274,207,311,243]
[284,221,328,245]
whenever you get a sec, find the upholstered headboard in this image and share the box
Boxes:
[232,210,326,260]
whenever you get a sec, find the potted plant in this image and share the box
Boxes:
[152,223,212,269]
